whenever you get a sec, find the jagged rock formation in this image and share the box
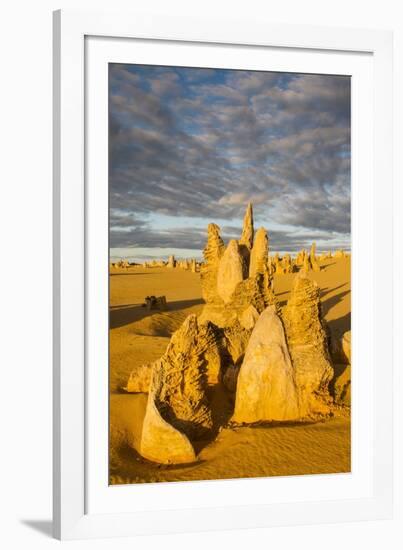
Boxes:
[232,306,300,423]
[342,330,351,363]
[167,255,176,268]
[140,391,197,464]
[125,363,153,393]
[295,249,306,266]
[217,240,245,303]
[220,320,252,393]
[222,321,252,367]
[177,259,189,270]
[310,242,320,272]
[272,253,295,275]
[282,274,334,414]
[127,315,223,398]
[301,252,312,273]
[199,204,275,328]
[330,330,351,365]
[266,256,275,277]
[200,223,225,304]
[125,201,350,462]
[239,304,260,330]
[229,272,275,313]
[239,202,254,251]
[249,227,268,278]
[281,253,295,274]
[329,330,351,406]
[273,253,285,275]
[114,259,130,269]
[145,315,214,442]
[239,202,254,272]
[332,364,351,406]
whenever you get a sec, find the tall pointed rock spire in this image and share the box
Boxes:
[239,202,254,251]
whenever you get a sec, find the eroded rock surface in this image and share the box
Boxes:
[239,202,254,251]
[199,204,275,328]
[282,274,334,414]
[140,392,197,464]
[217,240,245,303]
[239,304,260,330]
[310,242,320,272]
[232,306,300,423]
[222,321,252,367]
[200,223,225,304]
[167,255,176,268]
[147,315,214,442]
[239,202,254,272]
[332,364,351,406]
[125,363,153,393]
[249,227,268,278]
[330,330,351,365]
[301,252,312,273]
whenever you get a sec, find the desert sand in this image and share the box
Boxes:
[109,255,351,484]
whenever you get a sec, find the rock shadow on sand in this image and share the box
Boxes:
[110,298,205,330]
[321,290,351,317]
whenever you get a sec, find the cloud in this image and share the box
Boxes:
[109,65,350,252]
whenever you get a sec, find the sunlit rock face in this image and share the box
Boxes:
[140,393,197,464]
[249,227,268,278]
[138,314,219,464]
[217,239,245,304]
[200,223,225,305]
[309,242,320,272]
[238,202,254,274]
[200,203,276,329]
[282,273,334,415]
[232,306,300,424]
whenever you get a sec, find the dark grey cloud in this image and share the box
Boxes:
[109,65,350,252]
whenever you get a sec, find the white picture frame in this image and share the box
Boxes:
[53,9,393,540]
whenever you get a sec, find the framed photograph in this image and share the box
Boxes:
[53,10,393,540]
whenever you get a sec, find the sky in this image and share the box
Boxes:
[109,63,350,261]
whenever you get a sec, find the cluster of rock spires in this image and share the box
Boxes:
[124,203,350,465]
[111,259,131,269]
[110,241,342,273]
[199,203,276,327]
[142,257,200,271]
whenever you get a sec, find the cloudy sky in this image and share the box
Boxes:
[109,63,350,261]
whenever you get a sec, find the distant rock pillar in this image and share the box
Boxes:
[239,202,254,275]
[309,242,320,272]
[167,254,176,268]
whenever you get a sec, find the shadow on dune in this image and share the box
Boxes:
[110,298,205,330]
[327,312,351,337]
[320,282,348,299]
[277,283,348,310]
[321,290,351,317]
[275,290,289,297]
